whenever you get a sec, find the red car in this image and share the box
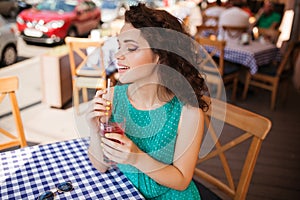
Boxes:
[16,0,101,44]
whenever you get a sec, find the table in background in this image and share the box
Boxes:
[205,41,281,74]
[0,138,145,200]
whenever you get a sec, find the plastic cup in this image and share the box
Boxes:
[100,121,125,143]
[99,119,125,164]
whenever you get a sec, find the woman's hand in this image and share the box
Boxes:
[101,133,143,166]
[86,89,111,131]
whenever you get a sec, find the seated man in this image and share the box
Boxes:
[256,0,281,29]
[255,0,282,43]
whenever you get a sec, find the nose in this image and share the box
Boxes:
[115,50,125,60]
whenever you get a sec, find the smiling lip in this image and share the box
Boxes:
[117,64,130,72]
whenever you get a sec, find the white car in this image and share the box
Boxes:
[97,0,128,23]
[0,15,18,66]
[97,0,154,23]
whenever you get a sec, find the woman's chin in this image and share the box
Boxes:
[118,73,130,84]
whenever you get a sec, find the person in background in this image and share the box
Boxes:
[176,0,203,37]
[253,0,281,43]
[102,36,119,84]
[203,0,226,26]
[86,3,209,199]
[240,1,254,17]
[188,1,203,36]
[256,0,281,29]
[218,2,250,41]
[85,36,119,84]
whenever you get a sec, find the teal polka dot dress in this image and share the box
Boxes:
[111,84,201,200]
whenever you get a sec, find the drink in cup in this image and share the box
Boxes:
[99,78,126,163]
[99,120,125,164]
[100,121,125,143]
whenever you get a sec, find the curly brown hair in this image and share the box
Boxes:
[124,3,209,111]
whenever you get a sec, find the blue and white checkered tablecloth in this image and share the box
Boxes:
[204,41,281,74]
[0,138,145,200]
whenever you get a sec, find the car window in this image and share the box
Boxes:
[101,0,118,9]
[36,0,76,12]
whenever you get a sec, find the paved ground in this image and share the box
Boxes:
[0,53,89,145]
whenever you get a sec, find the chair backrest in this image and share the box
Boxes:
[196,25,219,38]
[277,40,300,76]
[196,36,226,76]
[0,76,27,150]
[258,28,281,45]
[194,97,272,200]
[203,14,219,26]
[65,36,107,114]
[65,36,106,79]
[196,37,226,99]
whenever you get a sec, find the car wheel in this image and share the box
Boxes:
[9,8,18,18]
[67,27,78,37]
[1,45,17,66]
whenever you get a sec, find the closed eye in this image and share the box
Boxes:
[128,46,138,52]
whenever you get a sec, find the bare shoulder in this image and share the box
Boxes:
[181,105,204,120]
[179,105,205,134]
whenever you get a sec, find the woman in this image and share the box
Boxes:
[87,3,209,199]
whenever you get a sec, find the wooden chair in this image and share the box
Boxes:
[258,28,281,44]
[196,25,219,39]
[242,40,299,110]
[65,37,107,114]
[194,97,272,200]
[0,76,27,150]
[196,36,239,101]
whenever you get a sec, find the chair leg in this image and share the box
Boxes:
[242,72,251,100]
[231,76,238,102]
[10,93,27,148]
[73,86,80,114]
[271,82,279,110]
[281,80,289,105]
[82,88,88,102]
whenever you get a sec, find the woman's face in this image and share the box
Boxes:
[115,23,159,84]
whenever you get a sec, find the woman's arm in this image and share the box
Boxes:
[88,128,110,173]
[102,105,204,190]
[86,88,115,172]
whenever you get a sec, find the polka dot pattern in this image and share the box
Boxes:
[112,84,201,199]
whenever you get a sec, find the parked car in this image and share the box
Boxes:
[16,0,101,44]
[0,15,18,66]
[98,0,121,23]
[17,0,32,13]
[96,0,158,23]
[17,0,37,13]
[0,0,19,18]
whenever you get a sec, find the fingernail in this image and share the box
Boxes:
[105,112,109,116]
[106,106,110,110]
[105,133,110,137]
[106,101,111,105]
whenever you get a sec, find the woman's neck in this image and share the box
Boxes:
[128,82,162,110]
